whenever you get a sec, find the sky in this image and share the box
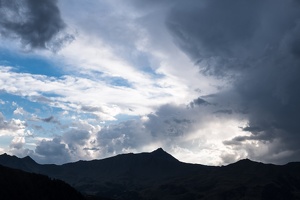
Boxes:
[0,0,300,165]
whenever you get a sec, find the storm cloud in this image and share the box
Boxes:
[0,0,70,50]
[165,0,300,163]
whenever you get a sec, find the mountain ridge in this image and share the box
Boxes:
[1,149,296,167]
[0,149,299,199]
[0,149,275,167]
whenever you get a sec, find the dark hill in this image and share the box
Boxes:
[146,159,300,200]
[0,153,37,172]
[0,149,300,199]
[0,164,84,200]
[55,148,208,198]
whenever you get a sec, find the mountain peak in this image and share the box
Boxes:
[226,158,261,169]
[152,147,165,153]
[1,153,12,157]
[0,153,17,160]
[151,148,169,156]
[237,158,253,162]
[236,158,258,164]
[21,156,36,164]
[150,148,178,162]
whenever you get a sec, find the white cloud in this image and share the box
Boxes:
[0,112,27,137]
[13,107,27,116]
[10,136,25,150]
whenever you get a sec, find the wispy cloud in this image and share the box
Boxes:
[0,66,180,120]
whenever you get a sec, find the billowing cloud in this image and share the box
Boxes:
[63,129,90,154]
[26,119,100,164]
[96,103,198,156]
[0,0,72,50]
[96,119,152,156]
[0,112,27,136]
[10,136,25,150]
[94,101,247,165]
[35,137,71,164]
[145,104,194,138]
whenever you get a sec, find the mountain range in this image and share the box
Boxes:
[0,148,299,200]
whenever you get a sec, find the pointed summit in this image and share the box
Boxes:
[152,147,165,153]
[0,153,18,162]
[21,156,36,164]
[151,148,178,162]
[233,158,257,165]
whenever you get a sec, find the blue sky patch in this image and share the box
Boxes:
[0,48,64,78]
[108,76,132,88]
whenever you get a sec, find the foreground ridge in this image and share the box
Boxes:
[0,164,84,200]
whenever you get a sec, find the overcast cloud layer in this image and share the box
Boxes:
[0,0,299,165]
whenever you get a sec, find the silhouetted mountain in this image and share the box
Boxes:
[0,164,84,200]
[0,150,300,199]
[0,153,35,171]
[146,158,300,200]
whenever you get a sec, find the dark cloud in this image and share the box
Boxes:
[165,0,300,163]
[83,147,99,151]
[0,0,72,50]
[63,129,90,145]
[214,110,233,115]
[166,0,291,76]
[130,0,179,11]
[97,120,149,155]
[41,116,55,123]
[35,137,70,164]
[145,104,194,138]
[30,128,91,164]
[30,96,52,103]
[189,97,210,108]
[39,116,61,126]
[242,126,264,133]
[35,138,66,156]
[63,129,90,153]
[81,105,103,113]
[224,132,274,144]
